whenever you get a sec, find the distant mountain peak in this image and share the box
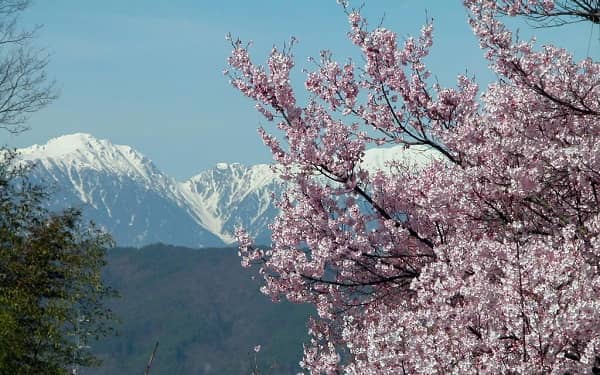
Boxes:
[19,133,165,185]
[17,134,438,248]
[22,133,113,157]
[215,162,230,170]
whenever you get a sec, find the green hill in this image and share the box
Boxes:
[84,244,313,374]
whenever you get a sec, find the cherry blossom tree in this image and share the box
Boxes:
[227,0,600,373]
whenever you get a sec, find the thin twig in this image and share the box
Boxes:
[144,341,159,375]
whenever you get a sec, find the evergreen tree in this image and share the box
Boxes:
[0,151,117,374]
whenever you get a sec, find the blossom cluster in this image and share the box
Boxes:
[228,0,600,373]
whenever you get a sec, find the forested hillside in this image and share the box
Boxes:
[85,244,312,374]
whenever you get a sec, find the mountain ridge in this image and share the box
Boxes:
[18,133,438,247]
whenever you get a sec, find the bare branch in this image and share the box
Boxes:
[498,0,600,27]
[0,0,56,134]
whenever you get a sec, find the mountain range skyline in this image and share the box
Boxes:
[17,133,438,248]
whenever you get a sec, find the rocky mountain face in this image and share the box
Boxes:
[18,133,437,248]
[19,134,279,247]
[181,162,279,245]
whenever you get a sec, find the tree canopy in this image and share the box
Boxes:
[228,0,600,373]
[0,151,117,374]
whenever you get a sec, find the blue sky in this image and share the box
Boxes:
[7,0,598,179]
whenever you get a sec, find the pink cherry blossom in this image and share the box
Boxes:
[228,1,600,373]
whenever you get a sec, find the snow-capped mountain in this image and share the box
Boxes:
[18,134,438,248]
[180,162,280,244]
[20,134,224,247]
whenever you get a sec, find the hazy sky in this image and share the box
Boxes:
[7,0,598,179]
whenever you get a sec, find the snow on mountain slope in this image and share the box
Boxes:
[20,134,223,248]
[21,133,169,186]
[181,163,280,244]
[18,134,439,248]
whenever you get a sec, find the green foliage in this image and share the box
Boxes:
[0,151,117,375]
[87,244,313,375]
